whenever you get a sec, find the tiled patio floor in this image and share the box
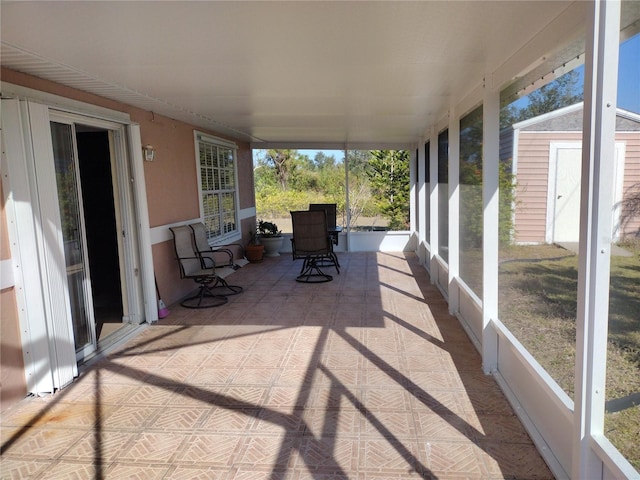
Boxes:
[1,252,554,479]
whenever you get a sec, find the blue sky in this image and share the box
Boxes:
[617,33,640,114]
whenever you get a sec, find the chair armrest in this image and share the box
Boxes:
[202,248,234,267]
[212,243,248,268]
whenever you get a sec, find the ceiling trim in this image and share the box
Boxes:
[1,42,262,143]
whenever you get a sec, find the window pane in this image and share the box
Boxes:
[498,65,584,400]
[198,138,237,241]
[414,149,420,227]
[605,25,640,471]
[459,106,483,296]
[438,130,449,262]
[366,150,411,231]
[221,192,237,234]
[424,142,431,244]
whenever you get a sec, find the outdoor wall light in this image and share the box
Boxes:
[142,144,156,162]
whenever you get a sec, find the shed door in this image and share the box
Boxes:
[550,142,625,244]
[553,146,582,242]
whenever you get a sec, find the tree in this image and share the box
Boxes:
[501,70,583,128]
[366,150,410,230]
[263,149,297,189]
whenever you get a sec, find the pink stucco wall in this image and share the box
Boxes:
[0,68,256,409]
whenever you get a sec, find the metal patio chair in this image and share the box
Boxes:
[189,222,249,269]
[290,210,340,283]
[309,203,342,247]
[170,226,240,308]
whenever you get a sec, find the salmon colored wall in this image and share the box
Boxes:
[0,177,27,412]
[137,113,201,226]
[0,68,257,397]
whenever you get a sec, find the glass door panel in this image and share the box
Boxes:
[50,121,96,357]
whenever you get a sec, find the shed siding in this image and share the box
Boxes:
[619,132,640,238]
[514,130,640,243]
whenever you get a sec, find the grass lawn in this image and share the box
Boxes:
[498,242,640,471]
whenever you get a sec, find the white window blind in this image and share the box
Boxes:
[196,133,239,242]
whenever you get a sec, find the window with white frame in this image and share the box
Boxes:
[196,132,239,242]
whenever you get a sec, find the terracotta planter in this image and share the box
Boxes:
[245,244,265,262]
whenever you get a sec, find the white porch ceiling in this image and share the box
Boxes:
[1,1,582,147]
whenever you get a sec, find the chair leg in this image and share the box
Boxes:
[296,256,333,283]
[315,253,340,274]
[181,281,228,308]
[207,276,243,296]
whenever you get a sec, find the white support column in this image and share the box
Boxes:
[410,148,417,235]
[429,128,439,281]
[344,147,350,251]
[448,109,460,315]
[482,80,500,374]
[418,139,427,248]
[126,124,157,324]
[573,1,620,477]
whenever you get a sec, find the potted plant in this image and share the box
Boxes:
[245,229,265,262]
[257,219,283,257]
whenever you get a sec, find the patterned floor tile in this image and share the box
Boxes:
[274,369,314,386]
[1,253,552,480]
[422,442,486,476]
[243,351,286,368]
[358,437,423,473]
[303,408,363,437]
[231,367,280,386]
[414,412,476,443]
[145,406,208,430]
[124,385,180,406]
[478,442,555,479]
[408,370,462,390]
[36,460,105,479]
[118,432,187,463]
[235,434,302,469]
[2,428,85,460]
[174,433,243,466]
[0,458,51,478]
[220,386,269,407]
[188,366,237,385]
[361,388,412,411]
[253,407,305,434]
[200,407,259,432]
[60,430,135,462]
[265,386,314,409]
[103,404,156,429]
[362,410,417,438]
[321,353,361,370]
[163,465,232,479]
[294,436,359,472]
[471,414,535,444]
[104,462,170,479]
[310,386,361,411]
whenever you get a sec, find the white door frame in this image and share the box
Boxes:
[1,87,156,395]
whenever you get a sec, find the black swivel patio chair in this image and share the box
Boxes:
[309,203,342,248]
[290,210,340,283]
